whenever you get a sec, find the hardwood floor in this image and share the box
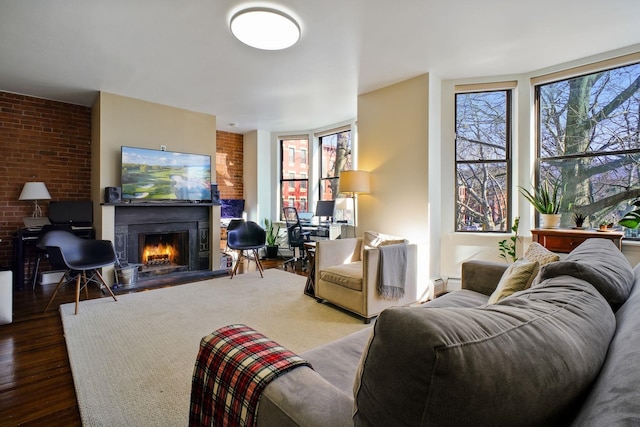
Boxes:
[0,258,306,426]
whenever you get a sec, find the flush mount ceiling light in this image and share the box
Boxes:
[230,7,300,50]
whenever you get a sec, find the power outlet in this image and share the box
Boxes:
[160,145,167,151]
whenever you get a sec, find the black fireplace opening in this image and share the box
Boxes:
[138,231,189,277]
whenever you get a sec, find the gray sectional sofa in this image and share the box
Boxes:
[254,238,640,426]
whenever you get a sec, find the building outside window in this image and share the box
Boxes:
[319,129,352,200]
[280,138,309,214]
[536,61,640,239]
[455,89,512,232]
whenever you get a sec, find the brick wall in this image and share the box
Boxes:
[0,92,92,268]
[215,131,243,199]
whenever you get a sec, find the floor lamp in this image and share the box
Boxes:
[339,170,370,237]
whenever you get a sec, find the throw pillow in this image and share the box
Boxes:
[487,259,541,304]
[524,242,560,266]
[362,231,407,259]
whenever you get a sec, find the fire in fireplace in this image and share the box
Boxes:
[139,232,188,271]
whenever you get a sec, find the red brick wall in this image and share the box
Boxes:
[215,131,243,199]
[0,92,92,268]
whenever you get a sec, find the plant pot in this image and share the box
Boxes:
[540,213,562,229]
[265,245,279,259]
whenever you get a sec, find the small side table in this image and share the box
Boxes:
[531,228,624,253]
[303,241,316,297]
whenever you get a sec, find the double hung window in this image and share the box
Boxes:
[535,60,640,238]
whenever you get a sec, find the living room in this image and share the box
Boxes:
[2,1,640,425]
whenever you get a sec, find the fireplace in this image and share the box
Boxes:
[114,205,211,285]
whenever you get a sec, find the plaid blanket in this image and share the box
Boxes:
[189,324,312,427]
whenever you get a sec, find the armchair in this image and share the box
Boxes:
[315,236,418,323]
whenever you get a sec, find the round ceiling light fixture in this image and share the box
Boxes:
[230,7,300,50]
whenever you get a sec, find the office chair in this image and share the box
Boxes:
[282,207,311,271]
[30,224,73,290]
[42,230,119,315]
[227,221,266,279]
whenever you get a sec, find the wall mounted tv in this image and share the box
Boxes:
[121,146,212,202]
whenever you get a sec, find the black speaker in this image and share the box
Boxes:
[104,186,121,203]
[211,184,220,204]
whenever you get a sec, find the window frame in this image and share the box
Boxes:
[454,87,514,233]
[318,128,352,201]
[533,57,640,238]
[280,137,310,215]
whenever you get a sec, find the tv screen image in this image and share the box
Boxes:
[121,146,212,201]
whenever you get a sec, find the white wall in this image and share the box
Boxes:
[243,130,272,223]
[357,74,432,299]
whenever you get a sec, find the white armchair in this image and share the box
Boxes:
[315,236,418,323]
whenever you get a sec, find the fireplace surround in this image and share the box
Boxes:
[114,205,211,285]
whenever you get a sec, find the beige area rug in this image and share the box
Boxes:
[60,269,369,427]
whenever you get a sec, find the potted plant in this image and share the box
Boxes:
[263,218,280,259]
[619,197,640,230]
[519,179,563,229]
[573,212,586,229]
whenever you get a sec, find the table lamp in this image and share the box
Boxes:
[19,182,51,217]
[339,170,370,236]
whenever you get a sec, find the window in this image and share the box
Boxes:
[300,148,307,165]
[536,61,640,238]
[319,129,352,200]
[455,89,512,232]
[280,138,310,213]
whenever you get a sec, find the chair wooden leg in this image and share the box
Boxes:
[74,274,82,315]
[82,271,89,300]
[230,250,242,279]
[253,249,264,278]
[94,269,118,302]
[43,272,68,313]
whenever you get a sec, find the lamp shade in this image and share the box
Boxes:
[19,182,51,201]
[339,170,370,194]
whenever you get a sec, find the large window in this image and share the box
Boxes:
[280,137,309,212]
[455,89,512,232]
[536,61,640,238]
[319,129,352,200]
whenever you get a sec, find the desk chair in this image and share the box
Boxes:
[42,230,118,315]
[282,207,311,271]
[227,221,266,279]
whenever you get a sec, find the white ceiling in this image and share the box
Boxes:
[1,1,640,134]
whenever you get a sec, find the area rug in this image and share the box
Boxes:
[60,269,369,426]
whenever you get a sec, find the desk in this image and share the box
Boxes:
[12,227,94,290]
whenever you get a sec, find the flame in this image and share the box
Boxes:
[143,242,177,264]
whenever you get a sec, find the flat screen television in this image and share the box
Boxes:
[121,146,212,202]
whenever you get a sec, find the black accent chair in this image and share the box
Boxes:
[41,230,119,315]
[282,207,311,271]
[30,224,73,290]
[226,221,266,279]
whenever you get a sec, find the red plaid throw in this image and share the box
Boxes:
[189,324,312,427]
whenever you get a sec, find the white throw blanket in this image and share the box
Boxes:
[377,243,407,299]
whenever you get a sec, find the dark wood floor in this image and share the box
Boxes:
[0,257,305,426]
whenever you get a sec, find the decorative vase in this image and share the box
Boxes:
[540,213,562,229]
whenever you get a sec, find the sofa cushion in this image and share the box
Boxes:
[353,276,615,427]
[538,238,634,310]
[319,261,363,291]
[524,241,560,265]
[487,259,540,304]
[570,263,640,426]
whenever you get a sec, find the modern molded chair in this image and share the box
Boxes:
[227,221,266,279]
[42,230,119,315]
[30,224,73,290]
[282,207,311,271]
